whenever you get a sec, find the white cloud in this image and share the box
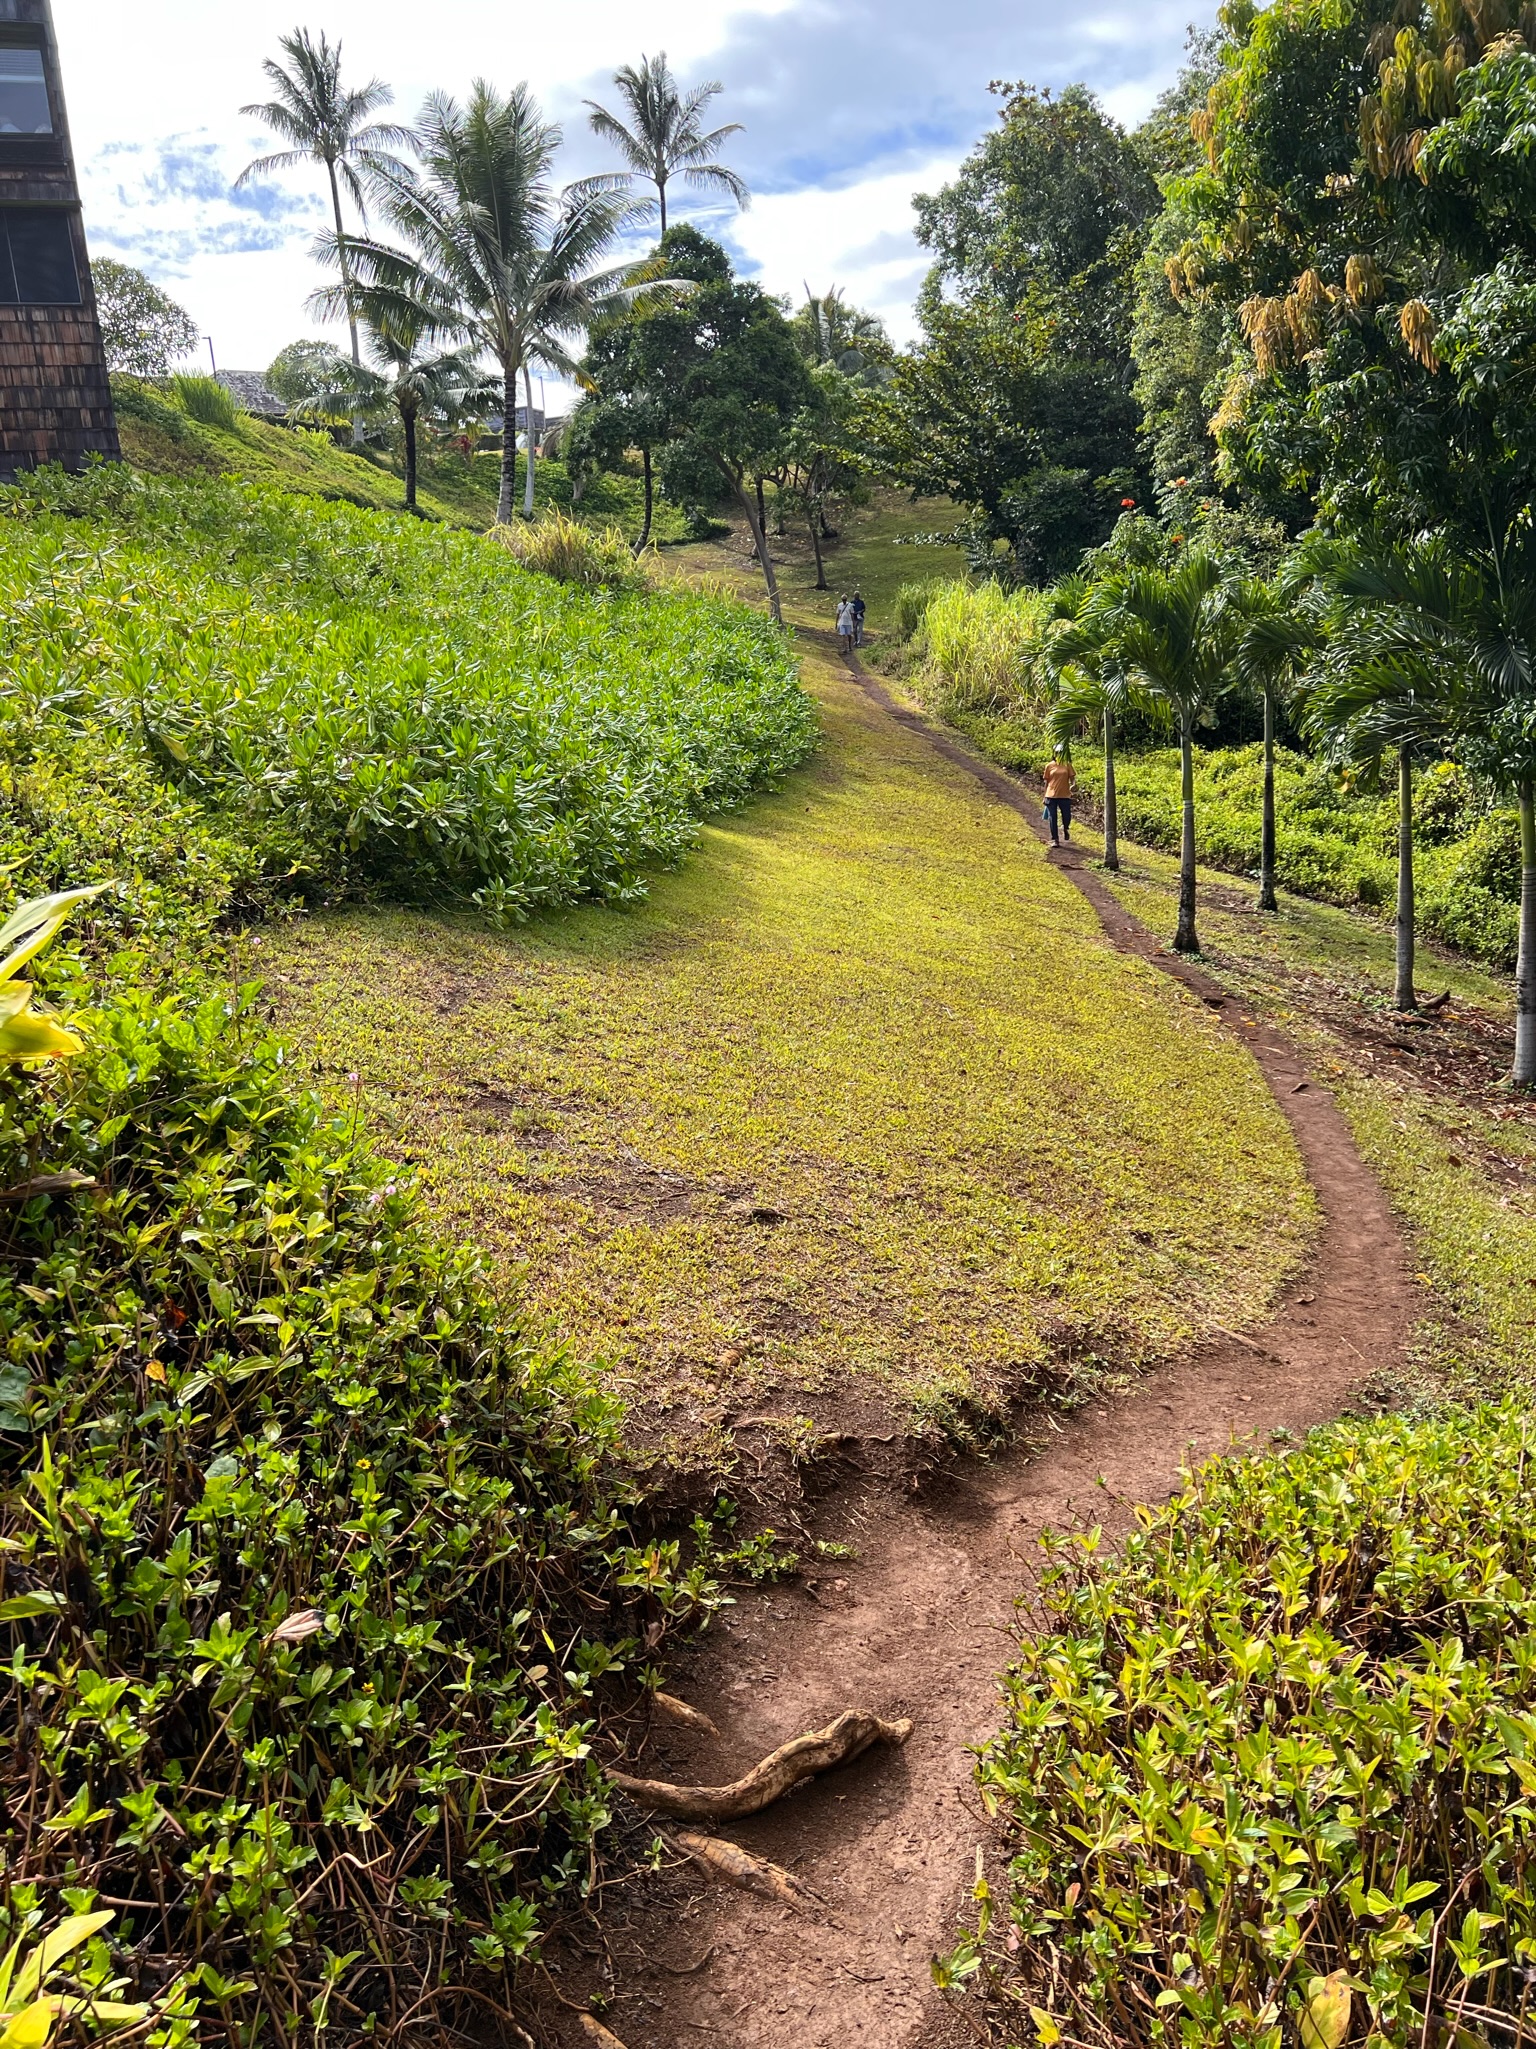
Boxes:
[54,0,1216,370]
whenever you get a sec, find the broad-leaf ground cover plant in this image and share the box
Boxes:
[964,1402,1536,2046]
[0,467,816,925]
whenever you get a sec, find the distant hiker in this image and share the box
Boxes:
[1043,749,1077,845]
[836,596,855,653]
[851,590,866,646]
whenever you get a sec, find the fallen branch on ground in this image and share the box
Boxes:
[677,1832,817,1910]
[609,1708,913,1818]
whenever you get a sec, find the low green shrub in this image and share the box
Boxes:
[0,467,817,922]
[109,374,189,443]
[965,1402,1536,2048]
[171,374,240,431]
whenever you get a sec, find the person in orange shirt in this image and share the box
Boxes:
[1042,748,1077,845]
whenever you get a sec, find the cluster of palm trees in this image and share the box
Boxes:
[237,31,751,521]
[1041,534,1536,1082]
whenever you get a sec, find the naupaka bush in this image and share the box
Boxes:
[0,466,816,922]
[962,1403,1536,2047]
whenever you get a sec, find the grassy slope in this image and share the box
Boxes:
[1070,818,1536,1396]
[268,497,1313,1460]
[118,408,689,539]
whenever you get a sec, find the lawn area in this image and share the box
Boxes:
[663,485,972,636]
[267,632,1315,1463]
[1075,821,1536,1397]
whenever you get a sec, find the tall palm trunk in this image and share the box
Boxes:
[1395,746,1416,1013]
[1174,709,1199,955]
[1515,777,1536,1084]
[721,460,782,625]
[1102,705,1119,873]
[523,366,537,518]
[326,157,366,450]
[402,402,418,515]
[657,173,668,233]
[1258,687,1278,912]
[632,446,653,556]
[497,361,519,526]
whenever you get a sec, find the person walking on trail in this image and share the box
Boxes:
[1043,749,1077,846]
[851,590,866,647]
[835,595,855,654]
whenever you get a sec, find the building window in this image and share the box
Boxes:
[0,50,51,135]
[0,209,78,303]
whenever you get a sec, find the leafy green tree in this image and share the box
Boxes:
[237,29,410,374]
[867,302,1141,582]
[915,81,1157,357]
[266,337,350,405]
[571,229,811,619]
[334,82,633,526]
[781,363,869,591]
[584,53,748,232]
[91,260,199,379]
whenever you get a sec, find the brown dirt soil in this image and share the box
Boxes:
[530,654,1420,2049]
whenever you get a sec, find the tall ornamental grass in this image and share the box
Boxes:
[909,579,1047,718]
[962,1402,1536,2047]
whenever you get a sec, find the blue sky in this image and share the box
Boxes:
[55,0,1211,379]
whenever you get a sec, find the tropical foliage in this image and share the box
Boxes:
[961,1400,1536,2048]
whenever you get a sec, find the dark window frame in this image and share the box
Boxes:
[0,26,60,162]
[0,205,80,306]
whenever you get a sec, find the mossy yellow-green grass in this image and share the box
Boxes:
[1089,833,1536,1396]
[267,637,1313,1454]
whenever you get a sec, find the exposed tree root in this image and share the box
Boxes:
[677,1831,818,1911]
[577,2016,629,2048]
[609,1709,913,1819]
[652,1692,721,1738]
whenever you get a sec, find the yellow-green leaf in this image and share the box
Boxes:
[1300,1970,1352,2049]
[1029,2009,1063,2046]
[0,1999,54,2048]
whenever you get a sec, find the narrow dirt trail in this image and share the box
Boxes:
[544,656,1420,2049]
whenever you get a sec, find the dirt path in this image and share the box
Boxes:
[539,659,1420,2049]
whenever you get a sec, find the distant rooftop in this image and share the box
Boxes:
[215,371,285,421]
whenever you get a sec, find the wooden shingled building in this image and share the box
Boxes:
[0,0,116,477]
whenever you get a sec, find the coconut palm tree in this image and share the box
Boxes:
[585,54,748,233]
[237,30,411,375]
[793,286,889,377]
[334,82,635,526]
[1044,575,1133,873]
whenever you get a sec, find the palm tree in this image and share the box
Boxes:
[1044,575,1132,873]
[1080,551,1240,953]
[335,83,635,527]
[1306,539,1491,1020]
[237,30,411,375]
[793,286,889,377]
[585,54,748,233]
[1224,573,1317,914]
[297,279,496,511]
